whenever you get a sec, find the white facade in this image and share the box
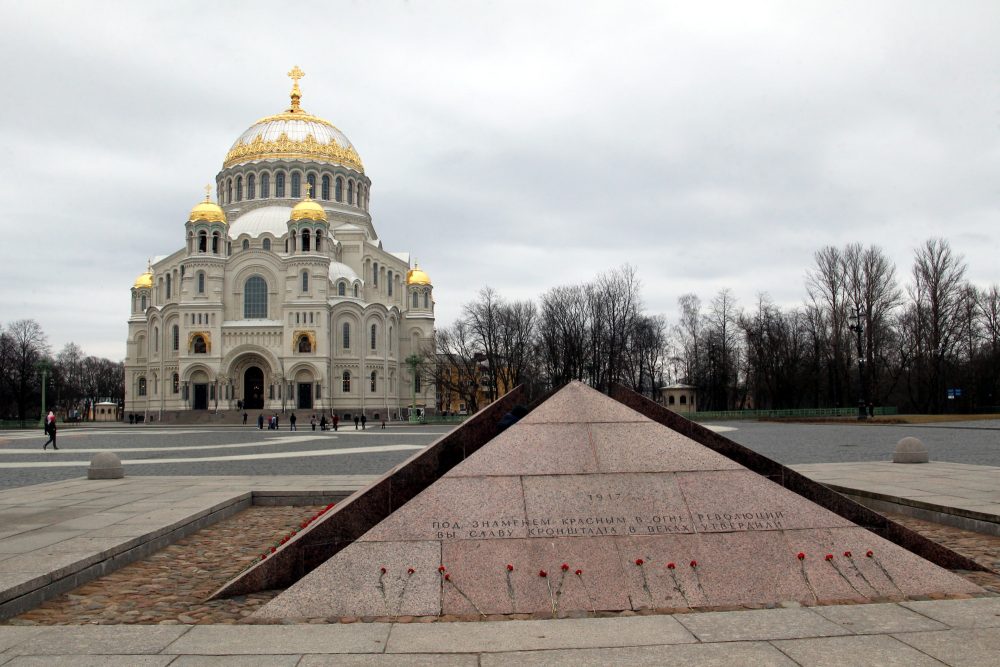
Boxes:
[125,71,435,420]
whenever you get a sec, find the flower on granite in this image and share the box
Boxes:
[507,564,514,572]
[825,554,834,561]
[539,569,548,578]
[797,552,806,560]
[635,558,644,566]
[326,503,335,510]
[300,522,309,529]
[575,569,583,576]
[690,560,698,568]
[666,562,676,569]
[444,573,451,582]
[380,566,387,574]
[561,563,569,571]
[270,546,276,553]
[843,551,852,558]
[438,565,447,573]
[866,550,874,558]
[407,567,416,575]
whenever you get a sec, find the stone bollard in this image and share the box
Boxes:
[892,436,929,464]
[88,451,125,479]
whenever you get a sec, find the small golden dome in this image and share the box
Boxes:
[406,264,431,286]
[134,270,153,289]
[189,187,227,224]
[290,186,327,221]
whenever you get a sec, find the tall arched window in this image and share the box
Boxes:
[315,231,322,251]
[291,172,301,198]
[172,373,179,393]
[275,172,285,197]
[140,295,147,310]
[301,271,309,292]
[353,285,359,298]
[335,177,343,202]
[348,181,354,204]
[154,327,159,352]
[172,325,179,351]
[236,176,243,201]
[338,282,346,296]
[306,173,316,199]
[261,172,270,198]
[342,371,351,393]
[198,231,207,253]
[321,175,330,200]
[342,322,350,348]
[370,323,377,350]
[197,272,205,294]
[372,262,378,286]
[244,276,267,318]
[247,174,256,200]
[212,233,219,254]
[302,229,311,252]
[242,239,249,250]
[424,292,429,308]
[262,238,271,251]
[389,326,393,350]
[138,377,146,396]
[370,370,377,392]
[166,274,171,298]
[387,271,393,296]
[227,179,233,203]
[412,291,418,308]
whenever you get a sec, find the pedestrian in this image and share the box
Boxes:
[332,413,339,431]
[310,415,317,431]
[354,416,359,430]
[237,399,243,411]
[42,416,58,450]
[243,411,248,425]
[289,413,297,431]
[381,419,386,429]
[320,415,327,431]
[360,414,367,430]
[275,414,280,430]
[258,413,264,430]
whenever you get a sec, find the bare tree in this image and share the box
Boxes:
[2,320,50,421]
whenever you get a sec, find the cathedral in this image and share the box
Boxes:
[125,68,436,421]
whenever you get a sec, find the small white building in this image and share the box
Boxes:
[660,383,697,414]
[93,402,118,422]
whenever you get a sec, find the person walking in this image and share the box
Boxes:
[289,413,297,431]
[42,416,58,450]
[257,413,264,430]
[353,416,360,430]
[332,413,339,431]
[243,411,248,425]
[319,415,327,431]
[310,415,317,431]
[360,414,367,430]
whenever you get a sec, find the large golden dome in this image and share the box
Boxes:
[223,67,364,173]
[406,264,432,286]
[290,190,327,222]
[133,269,153,289]
[189,188,227,224]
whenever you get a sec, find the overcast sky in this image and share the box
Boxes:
[1,1,997,360]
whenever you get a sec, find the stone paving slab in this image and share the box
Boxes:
[813,601,950,634]
[2,657,174,667]
[299,656,478,666]
[1,625,188,655]
[674,607,850,642]
[478,641,799,666]
[163,625,391,655]
[900,597,1000,628]
[773,634,951,666]
[384,616,698,653]
[169,657,302,667]
[893,628,1000,666]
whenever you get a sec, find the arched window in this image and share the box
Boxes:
[389,326,393,350]
[244,276,267,318]
[166,274,171,298]
[342,322,350,349]
[370,370,377,392]
[198,231,207,253]
[342,371,351,393]
[370,323,377,350]
[172,373,179,394]
[321,175,330,200]
[140,295,147,310]
[242,239,249,250]
[301,271,309,292]
[275,171,285,197]
[680,395,687,405]
[212,233,219,254]
[138,377,146,396]
[335,177,343,202]
[315,231,322,251]
[387,271,393,296]
[348,180,354,204]
[412,291,418,308]
[227,179,233,203]
[154,327,159,352]
[236,176,243,201]
[193,335,207,354]
[302,229,311,252]
[306,173,316,199]
[172,325,179,351]
[247,174,256,200]
[262,238,271,251]
[291,172,301,198]
[298,335,312,353]
[424,292,429,308]
[197,271,205,294]
[338,282,346,296]
[261,172,270,198]
[372,262,378,286]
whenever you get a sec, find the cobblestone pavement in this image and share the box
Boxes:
[4,506,997,627]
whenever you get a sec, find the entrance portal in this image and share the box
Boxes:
[297,383,313,410]
[244,367,264,410]
[193,384,208,410]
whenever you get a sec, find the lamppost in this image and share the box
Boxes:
[36,360,51,427]
[848,305,867,420]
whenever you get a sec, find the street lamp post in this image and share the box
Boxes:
[36,360,51,428]
[848,305,867,420]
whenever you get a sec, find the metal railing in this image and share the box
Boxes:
[686,406,899,422]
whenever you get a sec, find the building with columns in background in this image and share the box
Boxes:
[125,67,435,421]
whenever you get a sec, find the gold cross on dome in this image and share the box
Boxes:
[287,66,304,85]
[304,182,312,199]
[204,184,212,201]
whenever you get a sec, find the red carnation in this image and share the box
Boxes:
[300,522,308,529]
[866,550,874,558]
[438,565,447,573]
[575,569,583,576]
[797,552,806,560]
[407,567,415,574]
[506,564,514,572]
[843,551,852,558]
[825,554,834,561]
[270,546,276,553]
[444,573,451,581]
[326,503,335,510]
[666,562,676,569]
[380,566,387,574]
[635,558,644,566]
[280,537,287,544]
[260,553,267,560]
[690,560,698,568]
[539,569,547,578]
[561,563,569,571]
